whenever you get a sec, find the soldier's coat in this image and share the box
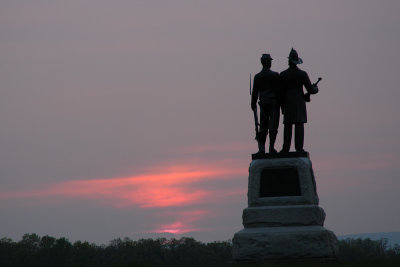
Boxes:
[251,68,280,108]
[251,67,281,133]
[280,65,317,124]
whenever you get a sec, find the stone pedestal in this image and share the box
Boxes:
[232,153,338,262]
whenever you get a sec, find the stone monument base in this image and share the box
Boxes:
[232,154,338,262]
[233,226,337,262]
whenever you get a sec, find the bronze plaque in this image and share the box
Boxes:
[260,168,301,197]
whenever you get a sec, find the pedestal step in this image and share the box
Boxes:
[232,226,338,261]
[243,205,326,227]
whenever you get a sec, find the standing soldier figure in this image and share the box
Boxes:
[280,48,319,153]
[251,54,281,154]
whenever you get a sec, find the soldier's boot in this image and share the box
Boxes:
[269,130,278,154]
[280,124,292,153]
[255,132,267,155]
[295,123,305,152]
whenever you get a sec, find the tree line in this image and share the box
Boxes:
[0,233,399,266]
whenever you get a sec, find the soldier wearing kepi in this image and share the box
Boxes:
[251,54,281,154]
[280,48,319,153]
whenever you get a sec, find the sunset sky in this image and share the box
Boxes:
[1,0,400,243]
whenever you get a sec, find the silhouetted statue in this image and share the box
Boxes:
[280,48,319,153]
[251,54,281,154]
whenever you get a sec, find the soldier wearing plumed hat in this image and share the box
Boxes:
[280,48,319,153]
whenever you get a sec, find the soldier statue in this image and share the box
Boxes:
[280,48,319,153]
[251,54,281,155]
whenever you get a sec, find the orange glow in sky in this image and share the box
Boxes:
[0,161,246,234]
[152,210,211,234]
[0,162,246,209]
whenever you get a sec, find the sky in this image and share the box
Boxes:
[1,0,400,244]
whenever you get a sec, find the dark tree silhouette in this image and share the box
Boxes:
[0,234,399,266]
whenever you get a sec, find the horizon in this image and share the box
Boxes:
[4,230,400,244]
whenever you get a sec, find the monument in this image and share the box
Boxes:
[232,49,338,262]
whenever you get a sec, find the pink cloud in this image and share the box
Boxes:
[0,161,246,209]
[0,160,248,235]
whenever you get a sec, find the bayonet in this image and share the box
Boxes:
[249,73,252,95]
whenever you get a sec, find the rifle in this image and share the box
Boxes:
[304,77,322,102]
[250,73,259,140]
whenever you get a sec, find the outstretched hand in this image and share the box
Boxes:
[312,85,319,94]
[304,93,311,102]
